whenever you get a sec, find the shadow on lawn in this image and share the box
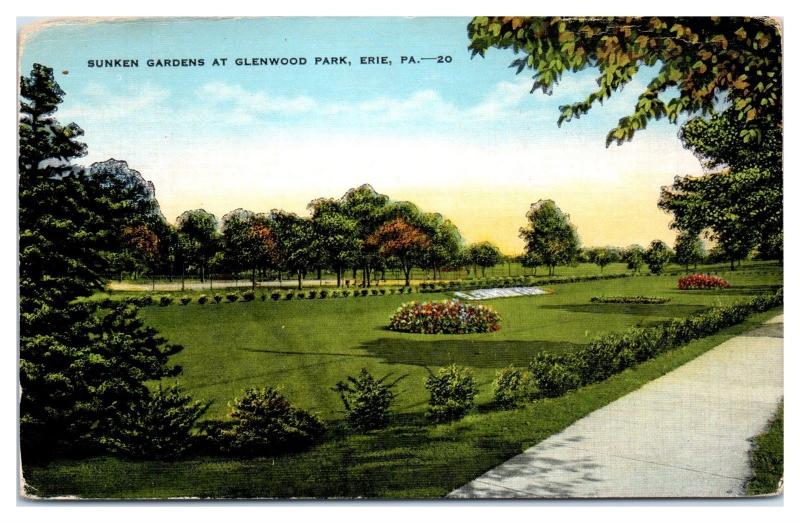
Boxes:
[361,338,583,369]
[539,303,708,322]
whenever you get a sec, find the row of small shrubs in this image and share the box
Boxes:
[590,296,671,304]
[526,289,783,398]
[418,272,633,294]
[678,274,731,290]
[388,300,502,334]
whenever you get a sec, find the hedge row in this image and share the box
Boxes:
[590,296,671,304]
[530,289,783,398]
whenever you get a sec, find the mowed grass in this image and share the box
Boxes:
[24,307,783,499]
[138,262,782,420]
[746,400,784,495]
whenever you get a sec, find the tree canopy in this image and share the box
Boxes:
[469,16,781,146]
[519,199,580,275]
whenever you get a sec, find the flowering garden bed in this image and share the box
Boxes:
[678,274,731,290]
[590,296,670,304]
[388,300,501,334]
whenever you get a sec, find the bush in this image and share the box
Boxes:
[678,274,731,290]
[105,385,209,460]
[332,369,402,431]
[319,290,328,299]
[425,365,478,422]
[296,291,305,299]
[180,296,191,305]
[493,365,534,408]
[341,290,350,297]
[379,289,386,295]
[271,291,282,301]
[284,291,294,300]
[389,300,501,334]
[260,293,267,301]
[226,293,239,303]
[213,294,223,304]
[204,387,325,456]
[242,290,255,302]
[590,296,671,304]
[308,290,317,299]
[159,296,173,306]
[371,289,379,296]
[528,353,582,398]
[197,294,209,305]
[360,289,368,297]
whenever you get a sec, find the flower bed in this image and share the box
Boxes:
[590,296,670,304]
[678,274,731,290]
[388,300,501,334]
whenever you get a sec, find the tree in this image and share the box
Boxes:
[308,198,361,287]
[519,200,580,276]
[123,224,160,290]
[587,247,613,274]
[19,64,192,459]
[469,17,781,146]
[176,209,219,284]
[467,241,502,278]
[658,170,767,270]
[520,251,543,276]
[339,184,392,287]
[673,232,705,271]
[622,245,645,274]
[366,218,431,286]
[419,214,463,281]
[271,210,315,290]
[643,240,672,274]
[222,209,278,289]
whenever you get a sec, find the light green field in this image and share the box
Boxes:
[139,262,782,420]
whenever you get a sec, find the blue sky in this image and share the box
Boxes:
[19,17,705,252]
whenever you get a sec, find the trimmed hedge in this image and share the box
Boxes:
[590,296,670,304]
[530,289,783,398]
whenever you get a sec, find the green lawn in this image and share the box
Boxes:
[137,262,782,420]
[747,400,784,495]
[23,307,783,498]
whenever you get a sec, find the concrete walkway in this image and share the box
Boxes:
[449,314,784,498]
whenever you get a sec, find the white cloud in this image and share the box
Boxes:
[196,82,317,119]
[60,82,170,122]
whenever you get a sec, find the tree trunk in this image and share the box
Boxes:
[181,262,185,292]
[730,257,735,271]
[297,270,303,290]
[336,266,342,287]
[252,266,257,290]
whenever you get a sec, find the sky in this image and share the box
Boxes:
[19,17,708,254]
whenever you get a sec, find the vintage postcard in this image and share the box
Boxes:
[17,16,783,499]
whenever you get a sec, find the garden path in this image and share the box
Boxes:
[448,314,784,498]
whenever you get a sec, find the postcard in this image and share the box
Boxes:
[17,16,783,499]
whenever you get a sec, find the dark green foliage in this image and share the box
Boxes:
[341,290,350,297]
[180,296,191,305]
[747,402,783,495]
[520,200,580,276]
[197,294,209,305]
[425,365,478,422]
[226,293,239,303]
[159,296,173,306]
[528,353,582,398]
[284,291,294,300]
[590,296,670,304]
[271,291,281,301]
[644,240,672,274]
[673,232,705,270]
[241,290,255,302]
[492,365,534,408]
[213,294,223,304]
[205,387,325,456]
[319,290,329,299]
[101,385,209,460]
[297,291,306,299]
[332,369,402,431]
[308,290,317,299]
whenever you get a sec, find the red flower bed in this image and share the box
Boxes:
[678,274,731,290]
[389,300,501,334]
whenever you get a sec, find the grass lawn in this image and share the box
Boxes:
[23,307,783,498]
[136,262,781,420]
[746,400,784,495]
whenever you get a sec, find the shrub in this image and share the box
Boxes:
[284,291,294,300]
[528,353,582,398]
[341,290,350,297]
[379,289,386,295]
[197,294,209,305]
[204,387,325,456]
[105,385,209,460]
[159,296,173,306]
[360,289,368,297]
[493,365,535,408]
[425,365,478,422]
[242,290,255,302]
[590,296,671,304]
[678,274,731,290]
[226,293,239,303]
[389,300,501,334]
[296,291,305,299]
[308,290,317,299]
[213,294,223,304]
[389,289,396,295]
[332,290,340,298]
[180,296,191,305]
[332,368,402,431]
[271,291,282,301]
[319,290,329,299]
[260,293,267,301]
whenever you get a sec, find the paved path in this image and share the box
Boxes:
[449,314,784,498]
